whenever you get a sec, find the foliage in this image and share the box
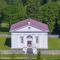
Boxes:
[0,0,7,9]
[0,0,60,34]
[38,2,60,33]
[26,0,41,19]
[0,0,7,30]
[3,1,27,24]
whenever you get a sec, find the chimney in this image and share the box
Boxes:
[28,22,31,25]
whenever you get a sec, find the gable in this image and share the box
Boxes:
[10,18,49,32]
[11,25,43,32]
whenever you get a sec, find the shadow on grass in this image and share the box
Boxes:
[5,38,11,47]
[52,18,60,38]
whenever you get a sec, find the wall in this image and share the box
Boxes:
[11,32,48,49]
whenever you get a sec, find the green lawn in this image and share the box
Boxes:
[0,38,10,49]
[48,37,60,50]
[0,54,60,60]
[41,54,60,60]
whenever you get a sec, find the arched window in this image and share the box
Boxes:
[27,35,33,38]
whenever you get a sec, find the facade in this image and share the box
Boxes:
[10,18,49,54]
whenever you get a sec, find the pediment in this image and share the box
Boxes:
[11,25,43,32]
[10,18,49,32]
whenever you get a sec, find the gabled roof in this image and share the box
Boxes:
[10,18,49,32]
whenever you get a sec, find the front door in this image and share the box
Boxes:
[27,41,32,47]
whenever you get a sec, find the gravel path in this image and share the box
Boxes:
[40,50,60,54]
[0,50,60,54]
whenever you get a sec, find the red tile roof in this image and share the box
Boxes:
[10,18,49,32]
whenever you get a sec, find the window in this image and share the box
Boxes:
[28,26,31,29]
[36,36,39,43]
[27,35,32,38]
[20,36,23,43]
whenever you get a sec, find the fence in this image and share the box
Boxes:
[48,35,59,38]
[0,34,60,38]
[0,49,60,54]
[0,34,11,38]
[0,49,23,54]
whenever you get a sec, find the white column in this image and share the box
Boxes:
[23,34,27,54]
[32,35,37,54]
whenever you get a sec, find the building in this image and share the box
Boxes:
[10,18,49,54]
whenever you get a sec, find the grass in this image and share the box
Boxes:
[0,54,60,60]
[0,38,6,46]
[0,38,10,49]
[48,37,60,50]
[41,54,60,60]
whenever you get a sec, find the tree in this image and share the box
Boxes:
[5,0,22,5]
[21,0,27,5]
[26,0,41,19]
[40,0,48,5]
[3,0,27,25]
[38,2,60,33]
[0,0,7,30]
[0,0,7,9]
